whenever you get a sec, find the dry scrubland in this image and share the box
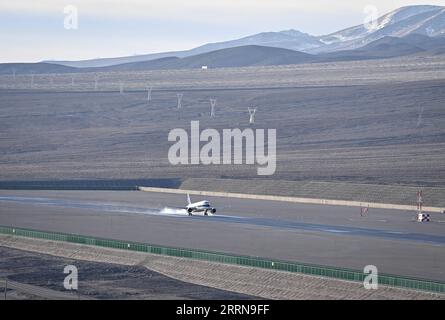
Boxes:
[0,56,445,187]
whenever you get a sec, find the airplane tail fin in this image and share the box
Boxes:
[187,193,191,205]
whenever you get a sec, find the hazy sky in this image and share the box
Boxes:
[1,0,444,62]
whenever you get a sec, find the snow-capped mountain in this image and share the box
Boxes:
[47,30,323,68]
[314,5,445,53]
[47,5,445,68]
[198,6,445,55]
[192,29,323,53]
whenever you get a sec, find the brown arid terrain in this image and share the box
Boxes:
[2,3,445,303]
[0,55,444,188]
[1,38,445,303]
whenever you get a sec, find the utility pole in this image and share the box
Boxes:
[210,98,217,118]
[12,69,16,89]
[30,72,35,89]
[248,107,257,124]
[416,190,430,222]
[147,86,152,102]
[177,93,183,109]
[94,74,99,91]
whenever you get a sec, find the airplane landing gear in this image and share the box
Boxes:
[204,210,208,216]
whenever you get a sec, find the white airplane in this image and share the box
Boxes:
[185,194,216,216]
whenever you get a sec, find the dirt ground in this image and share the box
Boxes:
[0,63,444,186]
[0,246,256,300]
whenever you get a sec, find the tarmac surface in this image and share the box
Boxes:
[0,190,444,281]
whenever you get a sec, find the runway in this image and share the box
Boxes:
[0,190,444,281]
[1,194,445,245]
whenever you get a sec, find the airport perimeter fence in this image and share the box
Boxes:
[0,225,444,294]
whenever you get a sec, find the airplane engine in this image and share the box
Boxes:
[187,208,193,214]
[211,208,216,214]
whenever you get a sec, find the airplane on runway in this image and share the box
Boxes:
[186,194,216,216]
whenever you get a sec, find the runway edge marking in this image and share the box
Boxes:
[138,187,445,213]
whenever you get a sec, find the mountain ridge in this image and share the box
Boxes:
[43,5,445,68]
[314,5,445,53]
[2,33,445,75]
